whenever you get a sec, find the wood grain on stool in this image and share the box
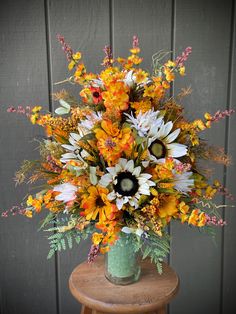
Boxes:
[69,255,179,314]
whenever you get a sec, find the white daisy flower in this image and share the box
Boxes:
[173,171,194,193]
[53,183,77,203]
[123,70,135,87]
[79,111,102,130]
[60,132,89,164]
[157,159,194,193]
[99,158,155,210]
[148,121,187,161]
[125,109,163,137]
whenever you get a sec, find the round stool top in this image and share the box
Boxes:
[69,256,179,314]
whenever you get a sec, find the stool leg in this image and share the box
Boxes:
[81,305,92,314]
[156,306,166,314]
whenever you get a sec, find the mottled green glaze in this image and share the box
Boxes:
[105,233,140,285]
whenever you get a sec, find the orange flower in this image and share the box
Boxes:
[131,100,152,114]
[81,185,118,222]
[102,81,129,112]
[94,120,134,165]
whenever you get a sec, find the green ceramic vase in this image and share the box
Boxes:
[104,233,141,285]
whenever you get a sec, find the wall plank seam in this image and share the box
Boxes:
[43,1,61,314]
[220,1,236,313]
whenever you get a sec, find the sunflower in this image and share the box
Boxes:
[99,158,155,210]
[148,121,187,161]
[81,185,118,222]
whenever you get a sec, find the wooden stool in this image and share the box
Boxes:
[69,255,179,314]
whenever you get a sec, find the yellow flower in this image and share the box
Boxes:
[165,70,175,82]
[26,195,42,213]
[198,212,206,227]
[32,106,42,113]
[162,81,170,89]
[178,201,190,214]
[134,69,148,84]
[26,195,33,206]
[205,186,217,199]
[131,100,152,114]
[158,195,178,218]
[143,85,155,98]
[92,232,104,245]
[24,210,33,218]
[73,52,82,60]
[81,185,118,222]
[188,209,199,226]
[204,112,212,120]
[179,66,185,76]
[128,54,143,65]
[166,60,176,67]
[68,60,75,70]
[129,47,140,54]
[192,119,206,131]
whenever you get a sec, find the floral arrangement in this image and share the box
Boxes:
[5,35,234,272]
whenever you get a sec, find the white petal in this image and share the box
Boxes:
[107,167,117,176]
[61,144,76,151]
[116,198,125,210]
[115,163,122,173]
[132,166,141,177]
[61,153,77,159]
[164,128,180,144]
[107,191,116,201]
[70,133,82,142]
[139,173,152,180]
[125,160,134,172]
[167,143,187,157]
[119,158,128,169]
[99,173,112,187]
[121,227,133,234]
[139,188,150,195]
[142,160,150,168]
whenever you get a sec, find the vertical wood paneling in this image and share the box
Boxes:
[222,2,236,313]
[0,1,236,314]
[112,0,173,70]
[0,1,57,314]
[46,1,110,313]
[169,1,233,314]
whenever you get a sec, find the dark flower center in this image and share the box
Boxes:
[105,138,116,149]
[149,139,167,159]
[95,196,105,208]
[93,91,100,98]
[114,172,139,196]
[74,148,82,155]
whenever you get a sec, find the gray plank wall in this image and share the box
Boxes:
[0,0,235,313]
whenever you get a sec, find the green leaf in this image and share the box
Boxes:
[142,246,152,259]
[66,234,73,249]
[89,166,97,185]
[47,249,55,259]
[61,238,66,250]
[59,99,70,110]
[55,107,69,115]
